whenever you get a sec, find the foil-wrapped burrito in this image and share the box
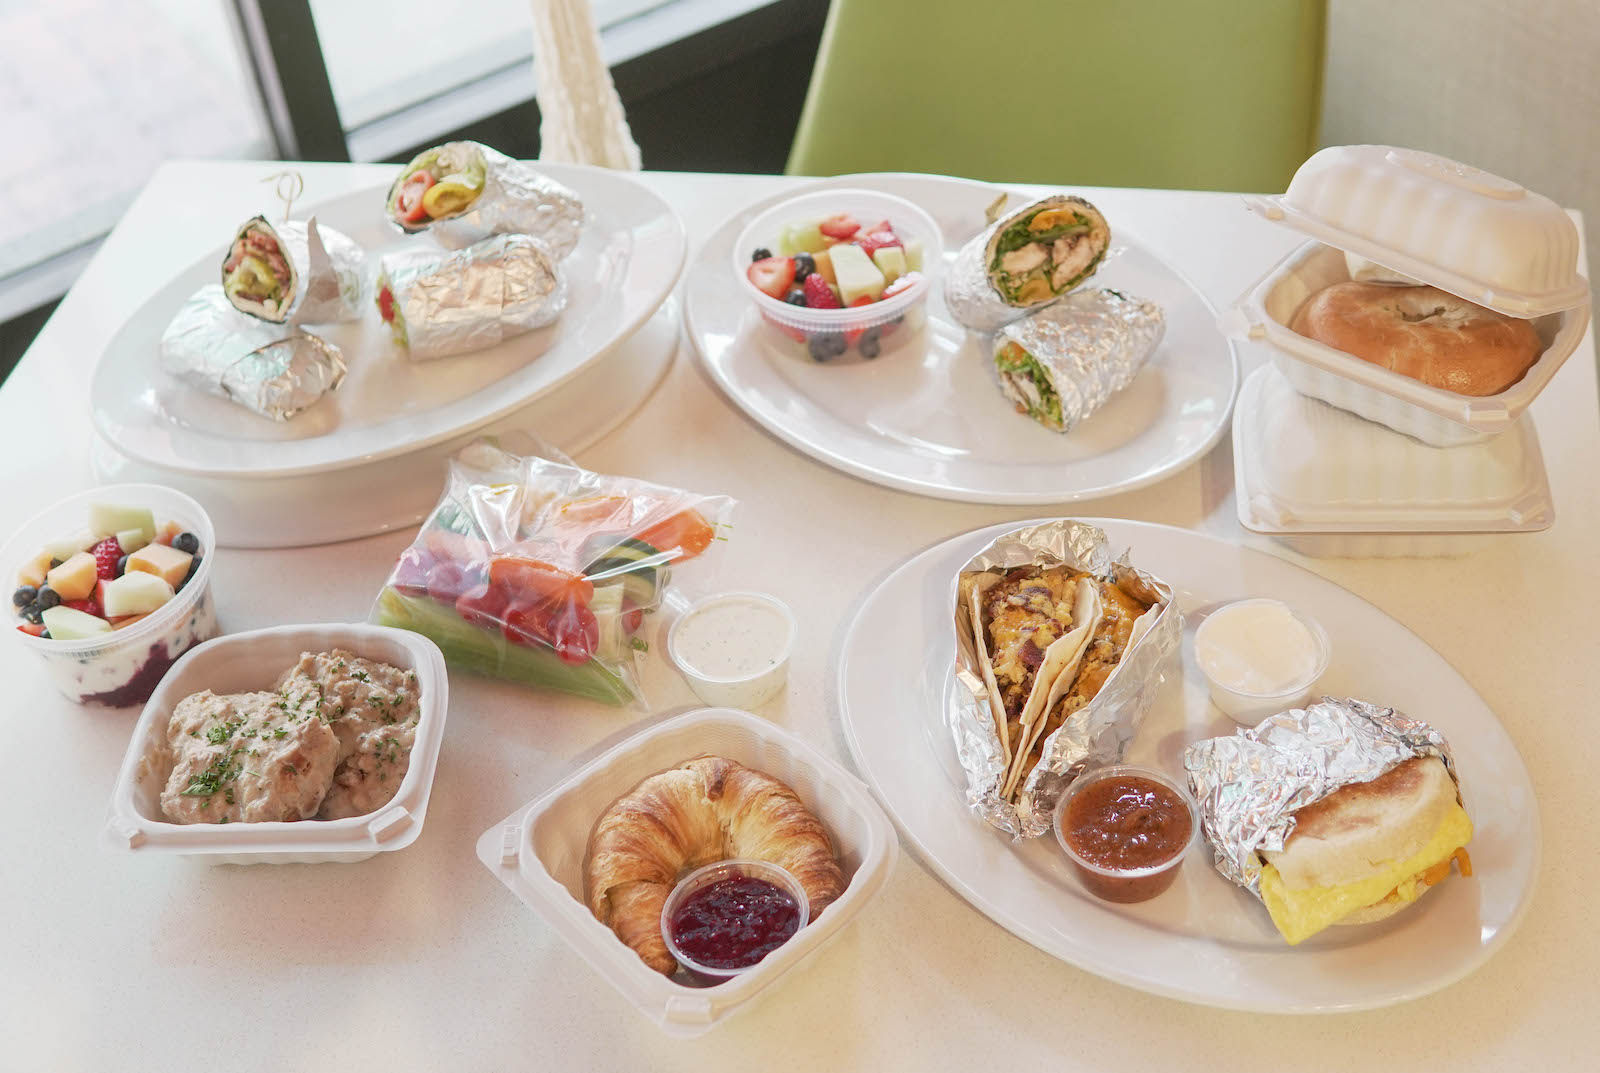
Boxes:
[951,520,1181,838]
[376,234,568,361]
[1184,698,1473,945]
[993,289,1165,432]
[161,285,347,420]
[944,195,1111,332]
[385,140,584,258]
[221,215,366,324]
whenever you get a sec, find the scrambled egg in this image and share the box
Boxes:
[1258,802,1474,945]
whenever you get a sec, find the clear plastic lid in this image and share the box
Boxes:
[1243,145,1589,318]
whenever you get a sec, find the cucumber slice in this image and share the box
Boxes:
[583,537,665,607]
[590,583,625,665]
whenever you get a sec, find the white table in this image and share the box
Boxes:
[3,164,1596,1072]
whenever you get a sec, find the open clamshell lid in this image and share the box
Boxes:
[1243,145,1589,318]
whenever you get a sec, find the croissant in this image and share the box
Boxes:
[585,755,845,974]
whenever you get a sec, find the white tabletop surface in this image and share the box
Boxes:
[3,163,1597,1071]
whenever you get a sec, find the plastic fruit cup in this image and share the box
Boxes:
[732,187,944,365]
[1193,598,1331,725]
[1053,765,1200,904]
[666,592,796,709]
[660,859,810,985]
[2,483,218,706]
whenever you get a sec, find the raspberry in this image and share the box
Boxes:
[803,273,841,309]
[91,538,123,580]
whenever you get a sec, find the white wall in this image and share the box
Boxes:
[1321,0,1600,301]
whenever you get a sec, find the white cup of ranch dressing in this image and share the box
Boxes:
[1193,598,1330,725]
[667,592,796,709]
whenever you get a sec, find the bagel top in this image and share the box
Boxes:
[1291,281,1542,396]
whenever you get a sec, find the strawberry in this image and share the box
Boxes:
[746,256,796,300]
[857,229,902,257]
[16,623,45,637]
[882,271,922,300]
[91,538,123,580]
[818,213,860,240]
[761,310,806,341]
[803,273,841,309]
[845,295,876,344]
[63,597,101,618]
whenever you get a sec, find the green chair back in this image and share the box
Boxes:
[787,0,1325,193]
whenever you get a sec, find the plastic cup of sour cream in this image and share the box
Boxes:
[667,592,796,709]
[1192,598,1331,724]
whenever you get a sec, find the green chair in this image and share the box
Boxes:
[787,0,1325,193]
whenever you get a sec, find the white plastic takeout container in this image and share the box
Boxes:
[732,187,944,363]
[1225,145,1591,445]
[475,706,898,1037]
[104,623,450,865]
[666,591,796,709]
[1192,598,1330,724]
[1233,365,1554,559]
[3,482,218,706]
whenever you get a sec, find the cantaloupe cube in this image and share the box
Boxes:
[811,248,837,288]
[17,550,53,589]
[126,543,193,588]
[109,613,152,631]
[46,552,98,600]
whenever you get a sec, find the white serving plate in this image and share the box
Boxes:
[684,173,1239,504]
[1225,241,1590,445]
[89,298,681,548]
[837,518,1539,1012]
[1233,365,1553,559]
[91,163,687,478]
[105,623,449,864]
[476,707,898,1038]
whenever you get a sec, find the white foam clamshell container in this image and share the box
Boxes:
[1233,365,1554,558]
[105,623,450,864]
[475,706,898,1037]
[1225,145,1591,445]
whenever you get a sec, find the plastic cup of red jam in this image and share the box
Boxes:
[659,859,810,984]
[1052,764,1200,904]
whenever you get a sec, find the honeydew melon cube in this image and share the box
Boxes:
[830,244,887,305]
[46,552,98,600]
[904,239,924,273]
[872,245,908,284]
[101,571,175,618]
[787,220,826,254]
[89,504,155,543]
[812,248,838,287]
[127,543,193,588]
[116,528,151,554]
[16,550,53,589]
[43,529,97,564]
[41,605,112,640]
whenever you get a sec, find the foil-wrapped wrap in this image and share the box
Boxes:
[943,194,1111,332]
[993,289,1165,432]
[221,215,366,325]
[161,285,347,420]
[386,141,585,258]
[1183,697,1459,898]
[377,234,568,361]
[950,520,1182,838]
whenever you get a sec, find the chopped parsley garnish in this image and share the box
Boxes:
[181,756,241,797]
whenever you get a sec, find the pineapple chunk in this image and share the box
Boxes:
[126,543,193,588]
[46,552,98,600]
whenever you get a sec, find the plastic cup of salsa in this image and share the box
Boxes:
[1052,764,1200,904]
[659,859,810,985]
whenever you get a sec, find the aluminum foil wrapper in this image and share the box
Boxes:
[224,215,366,325]
[389,141,585,258]
[1182,697,1459,899]
[994,289,1165,433]
[161,285,347,420]
[379,234,567,361]
[950,520,1182,838]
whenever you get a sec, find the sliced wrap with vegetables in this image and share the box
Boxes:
[993,288,1165,432]
[221,215,366,324]
[386,140,584,257]
[376,234,567,360]
[944,194,1112,331]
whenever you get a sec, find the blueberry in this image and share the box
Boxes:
[174,532,200,555]
[177,556,201,593]
[35,586,60,610]
[793,252,815,281]
[827,333,849,356]
[750,247,772,263]
[858,328,882,359]
[12,584,36,608]
[808,333,843,362]
[115,554,128,577]
[48,558,61,569]
[38,630,49,640]
[20,603,42,624]
[785,289,807,307]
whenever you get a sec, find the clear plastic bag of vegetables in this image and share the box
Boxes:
[373,440,734,705]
